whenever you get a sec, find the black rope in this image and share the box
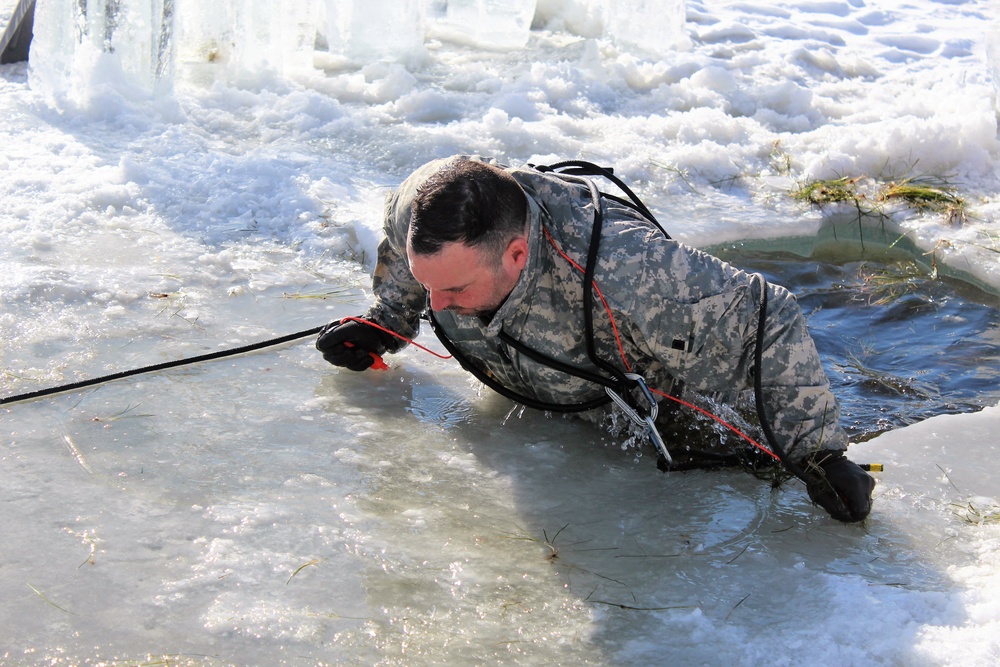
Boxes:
[577,177,638,406]
[533,160,674,410]
[751,274,809,483]
[0,326,324,406]
[499,330,618,389]
[531,160,669,238]
[427,310,610,413]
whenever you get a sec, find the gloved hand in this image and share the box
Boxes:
[803,451,876,523]
[316,318,394,371]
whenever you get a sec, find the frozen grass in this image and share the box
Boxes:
[792,172,970,226]
[881,177,968,226]
[792,176,864,208]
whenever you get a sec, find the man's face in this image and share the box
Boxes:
[407,238,528,317]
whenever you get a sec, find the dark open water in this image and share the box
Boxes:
[712,243,1000,442]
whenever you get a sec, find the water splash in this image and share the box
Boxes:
[501,403,526,425]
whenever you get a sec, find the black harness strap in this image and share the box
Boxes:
[498,330,617,389]
[535,162,670,411]
[426,161,785,472]
[427,310,610,413]
[425,160,671,416]
[530,161,671,240]
[579,176,633,396]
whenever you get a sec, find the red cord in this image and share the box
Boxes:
[345,243,779,461]
[542,228,780,461]
[340,316,452,363]
[542,227,633,372]
[649,387,777,460]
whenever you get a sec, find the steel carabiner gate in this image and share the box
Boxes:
[605,373,673,470]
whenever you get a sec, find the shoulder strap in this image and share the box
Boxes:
[529,160,671,240]
[427,310,611,413]
[424,160,669,415]
[528,160,665,418]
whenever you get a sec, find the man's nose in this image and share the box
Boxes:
[428,290,452,311]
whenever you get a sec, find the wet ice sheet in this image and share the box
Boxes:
[3,341,999,664]
[3,0,1000,663]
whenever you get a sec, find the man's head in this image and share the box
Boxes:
[406,160,529,316]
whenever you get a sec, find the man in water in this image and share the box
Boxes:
[316,156,875,522]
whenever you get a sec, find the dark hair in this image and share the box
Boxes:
[409,160,528,263]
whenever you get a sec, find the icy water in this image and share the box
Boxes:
[3,243,998,666]
[713,242,1000,443]
[4,0,1000,660]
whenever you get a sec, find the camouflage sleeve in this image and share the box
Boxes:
[363,236,425,352]
[359,179,429,353]
[619,235,847,463]
[361,155,496,352]
[750,277,849,462]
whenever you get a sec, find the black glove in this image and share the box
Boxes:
[316,318,394,371]
[803,451,876,523]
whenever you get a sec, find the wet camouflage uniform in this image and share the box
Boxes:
[364,156,848,466]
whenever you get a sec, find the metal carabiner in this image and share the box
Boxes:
[605,373,672,466]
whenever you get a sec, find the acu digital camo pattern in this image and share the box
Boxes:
[362,156,848,465]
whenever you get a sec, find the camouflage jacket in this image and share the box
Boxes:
[364,156,848,463]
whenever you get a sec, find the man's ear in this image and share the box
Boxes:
[505,236,529,271]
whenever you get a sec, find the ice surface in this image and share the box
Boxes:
[31,0,319,94]
[3,0,1000,663]
[601,0,690,52]
[169,0,235,86]
[324,0,424,62]
[25,0,78,98]
[987,24,1000,134]
[429,0,538,50]
[227,1,317,76]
